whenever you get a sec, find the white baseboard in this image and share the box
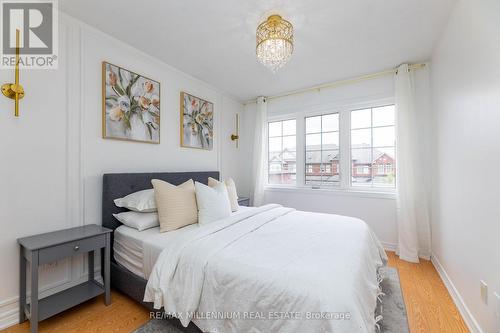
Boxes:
[431,254,484,333]
[0,272,103,330]
[0,299,18,331]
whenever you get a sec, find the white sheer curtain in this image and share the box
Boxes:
[395,64,431,263]
[251,96,268,206]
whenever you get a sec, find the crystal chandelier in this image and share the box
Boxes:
[256,15,294,72]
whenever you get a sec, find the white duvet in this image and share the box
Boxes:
[144,204,388,333]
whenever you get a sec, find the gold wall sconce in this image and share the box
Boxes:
[230,113,240,148]
[2,29,25,117]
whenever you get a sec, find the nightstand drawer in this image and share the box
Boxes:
[39,235,105,264]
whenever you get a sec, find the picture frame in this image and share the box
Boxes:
[102,61,161,144]
[180,91,214,150]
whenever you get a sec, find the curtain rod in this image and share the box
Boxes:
[244,63,426,105]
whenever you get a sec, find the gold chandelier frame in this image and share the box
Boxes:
[256,15,294,72]
[256,15,294,53]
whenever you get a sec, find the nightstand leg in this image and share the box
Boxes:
[30,251,38,333]
[19,247,26,323]
[104,234,111,305]
[88,250,94,281]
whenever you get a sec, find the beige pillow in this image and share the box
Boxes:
[208,177,239,212]
[151,179,198,232]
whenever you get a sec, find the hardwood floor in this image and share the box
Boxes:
[2,291,150,333]
[386,251,469,333]
[2,251,469,333]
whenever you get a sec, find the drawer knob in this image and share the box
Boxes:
[74,245,80,251]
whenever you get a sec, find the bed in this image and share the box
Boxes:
[103,172,218,332]
[102,172,388,333]
[114,206,255,279]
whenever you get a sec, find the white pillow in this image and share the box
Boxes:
[113,211,159,231]
[114,189,156,212]
[195,181,231,225]
[208,177,239,212]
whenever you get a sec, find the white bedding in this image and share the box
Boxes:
[114,224,155,278]
[144,204,387,333]
[114,206,254,279]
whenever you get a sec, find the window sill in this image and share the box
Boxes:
[263,185,397,200]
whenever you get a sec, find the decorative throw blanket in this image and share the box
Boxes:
[144,204,387,333]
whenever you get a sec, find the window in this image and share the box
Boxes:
[305,113,339,187]
[268,119,296,185]
[377,164,385,174]
[266,102,396,193]
[351,105,396,188]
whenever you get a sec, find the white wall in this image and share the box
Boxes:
[264,188,398,247]
[0,13,248,329]
[246,70,432,250]
[430,1,500,332]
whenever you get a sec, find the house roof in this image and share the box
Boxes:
[305,143,393,164]
[270,143,394,164]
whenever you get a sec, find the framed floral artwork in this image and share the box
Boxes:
[180,92,214,150]
[102,62,160,143]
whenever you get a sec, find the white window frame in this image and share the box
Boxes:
[305,112,341,187]
[349,104,397,190]
[265,98,396,198]
[266,118,298,186]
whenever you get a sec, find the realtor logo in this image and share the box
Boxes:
[1,0,58,69]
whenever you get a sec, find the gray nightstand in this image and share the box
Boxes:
[238,197,250,207]
[17,224,112,333]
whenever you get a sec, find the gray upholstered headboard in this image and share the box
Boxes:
[102,171,219,261]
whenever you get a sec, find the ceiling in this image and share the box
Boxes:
[60,0,456,102]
